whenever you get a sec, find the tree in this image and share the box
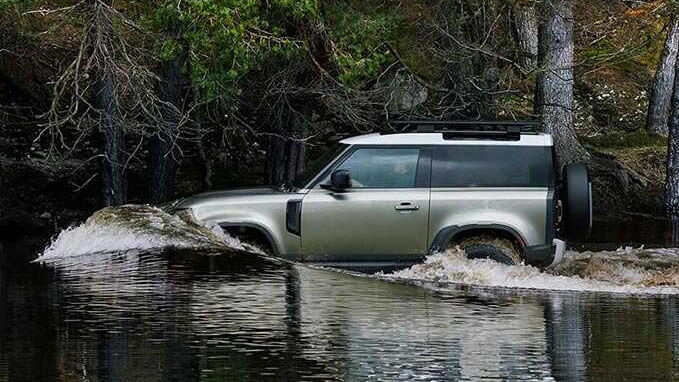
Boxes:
[34,0,172,206]
[647,16,679,136]
[91,0,125,206]
[535,0,589,169]
[665,49,679,220]
[261,71,310,187]
[148,22,187,204]
[428,0,537,119]
[260,18,332,187]
[151,0,319,189]
[513,0,539,73]
[432,0,506,118]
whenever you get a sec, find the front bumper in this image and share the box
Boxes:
[524,239,566,268]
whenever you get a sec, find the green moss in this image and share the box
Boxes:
[582,130,666,150]
[577,20,664,81]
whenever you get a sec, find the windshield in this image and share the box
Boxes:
[294,143,348,188]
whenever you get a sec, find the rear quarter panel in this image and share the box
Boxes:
[429,188,548,248]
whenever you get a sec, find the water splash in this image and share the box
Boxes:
[378,247,679,295]
[36,205,679,295]
[37,205,256,261]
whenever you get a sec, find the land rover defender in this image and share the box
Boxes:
[171,121,592,268]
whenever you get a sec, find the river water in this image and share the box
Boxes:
[1,206,678,381]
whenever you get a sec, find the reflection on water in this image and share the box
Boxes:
[1,248,678,381]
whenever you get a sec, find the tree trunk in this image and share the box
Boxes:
[264,100,308,187]
[535,0,588,169]
[95,70,126,206]
[92,1,125,206]
[647,17,679,136]
[513,1,539,73]
[265,137,305,187]
[149,49,184,204]
[266,136,285,186]
[478,0,500,119]
[664,56,679,219]
[196,135,212,191]
[287,139,305,184]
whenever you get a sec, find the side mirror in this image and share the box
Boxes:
[321,169,352,191]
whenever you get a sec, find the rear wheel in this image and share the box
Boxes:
[452,235,523,265]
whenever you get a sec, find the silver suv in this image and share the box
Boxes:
[173,121,591,268]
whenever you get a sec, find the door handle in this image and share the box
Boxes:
[395,202,420,211]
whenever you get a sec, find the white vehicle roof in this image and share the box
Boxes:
[340,132,553,147]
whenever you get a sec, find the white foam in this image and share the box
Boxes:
[37,205,253,261]
[378,248,679,295]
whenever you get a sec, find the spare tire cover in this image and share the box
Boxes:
[562,163,592,238]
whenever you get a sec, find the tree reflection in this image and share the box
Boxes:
[0,250,678,381]
[544,295,587,381]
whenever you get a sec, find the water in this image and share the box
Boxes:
[1,205,678,381]
[380,247,679,295]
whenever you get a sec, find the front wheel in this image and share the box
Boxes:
[452,236,523,265]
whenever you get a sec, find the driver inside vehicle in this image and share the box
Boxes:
[334,148,419,189]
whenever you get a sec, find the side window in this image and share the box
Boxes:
[336,148,421,188]
[432,146,553,188]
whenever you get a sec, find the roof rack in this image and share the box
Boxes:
[387,120,541,140]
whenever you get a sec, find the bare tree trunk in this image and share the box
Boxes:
[93,1,125,206]
[266,136,285,186]
[196,135,212,191]
[648,17,679,136]
[266,137,304,187]
[513,1,539,73]
[480,0,500,119]
[535,0,588,169]
[264,98,308,187]
[95,69,126,206]
[288,104,308,183]
[286,139,305,184]
[664,56,679,219]
[149,48,184,204]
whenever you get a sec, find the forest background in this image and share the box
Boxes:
[0,0,676,242]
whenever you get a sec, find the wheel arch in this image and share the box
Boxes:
[219,222,280,255]
[430,224,527,254]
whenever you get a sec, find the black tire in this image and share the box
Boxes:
[463,244,517,265]
[454,236,523,265]
[562,163,592,239]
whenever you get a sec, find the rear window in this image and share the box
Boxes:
[432,146,553,188]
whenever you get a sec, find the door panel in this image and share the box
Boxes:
[301,188,430,261]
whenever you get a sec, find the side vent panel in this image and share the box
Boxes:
[286,199,303,236]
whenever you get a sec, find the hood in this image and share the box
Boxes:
[173,187,294,209]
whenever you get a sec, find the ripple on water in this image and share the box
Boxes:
[41,253,676,380]
[10,209,678,381]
